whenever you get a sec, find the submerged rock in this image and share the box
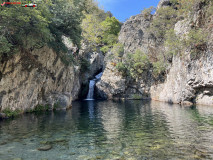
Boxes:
[37,145,52,151]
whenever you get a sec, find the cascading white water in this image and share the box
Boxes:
[86,80,96,100]
[86,72,103,100]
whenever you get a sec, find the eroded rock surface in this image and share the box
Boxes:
[95,62,126,99]
[0,47,80,111]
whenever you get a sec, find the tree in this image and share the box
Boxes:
[100,17,121,44]
[81,14,103,47]
[82,14,121,53]
[0,4,52,56]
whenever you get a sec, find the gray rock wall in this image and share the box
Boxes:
[118,13,158,54]
[150,51,213,105]
[0,47,80,111]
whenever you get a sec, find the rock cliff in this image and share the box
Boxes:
[0,47,81,112]
[96,0,213,106]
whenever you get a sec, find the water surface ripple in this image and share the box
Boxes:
[0,100,213,160]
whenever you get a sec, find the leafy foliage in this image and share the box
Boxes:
[0,5,52,54]
[116,50,150,79]
[81,14,103,46]
[152,60,167,78]
[81,13,121,53]
[131,94,143,100]
[112,43,124,58]
[100,17,121,44]
[0,36,12,56]
[184,28,208,57]
[79,56,90,73]
[149,6,178,39]
[141,7,156,19]
[164,29,183,56]
[0,0,97,61]
[60,54,75,66]
[34,104,51,112]
[177,0,205,16]
[2,108,22,117]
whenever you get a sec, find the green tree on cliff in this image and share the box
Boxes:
[82,12,121,53]
[0,0,98,58]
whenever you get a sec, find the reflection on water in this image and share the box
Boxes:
[0,100,213,160]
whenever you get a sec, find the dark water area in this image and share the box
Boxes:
[0,100,213,160]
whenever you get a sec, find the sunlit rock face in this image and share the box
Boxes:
[151,50,213,105]
[0,46,81,111]
[95,62,126,100]
[118,13,158,54]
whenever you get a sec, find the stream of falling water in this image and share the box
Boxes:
[86,72,103,100]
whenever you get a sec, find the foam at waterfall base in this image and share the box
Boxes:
[85,99,95,101]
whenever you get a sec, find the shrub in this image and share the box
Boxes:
[116,50,150,79]
[112,43,124,58]
[53,102,60,110]
[141,7,156,19]
[165,28,208,58]
[131,94,143,100]
[79,57,90,73]
[164,29,183,56]
[60,54,75,66]
[152,60,167,78]
[34,104,50,112]
[0,36,12,55]
[183,28,208,57]
[2,108,22,117]
[177,0,206,16]
[116,62,128,76]
[185,29,207,47]
[131,50,150,76]
[100,46,110,54]
[149,6,178,39]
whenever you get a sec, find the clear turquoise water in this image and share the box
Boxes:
[1,100,213,160]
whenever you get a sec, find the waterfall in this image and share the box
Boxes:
[86,72,103,100]
[86,80,96,100]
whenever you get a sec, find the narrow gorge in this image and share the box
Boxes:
[1,0,213,159]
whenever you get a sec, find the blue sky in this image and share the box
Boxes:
[97,0,160,22]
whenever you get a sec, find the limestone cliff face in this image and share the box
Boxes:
[95,62,126,99]
[0,47,80,111]
[118,13,156,54]
[151,51,213,105]
[96,0,213,106]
